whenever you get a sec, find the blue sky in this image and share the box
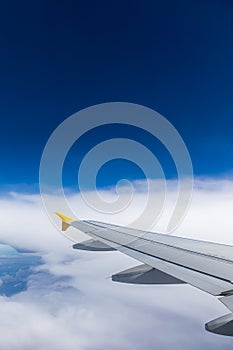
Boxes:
[1,1,233,189]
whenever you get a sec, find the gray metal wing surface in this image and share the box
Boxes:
[56,212,233,336]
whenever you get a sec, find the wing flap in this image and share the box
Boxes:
[116,244,233,296]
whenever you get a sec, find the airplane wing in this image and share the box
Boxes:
[56,212,233,336]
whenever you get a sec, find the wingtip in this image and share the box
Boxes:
[55,212,74,222]
[55,212,75,231]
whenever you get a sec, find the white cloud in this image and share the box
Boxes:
[0,178,233,349]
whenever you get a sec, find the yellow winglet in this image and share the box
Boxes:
[55,212,74,231]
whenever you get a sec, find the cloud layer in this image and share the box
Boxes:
[0,178,233,349]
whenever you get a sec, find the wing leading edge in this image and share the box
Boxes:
[56,212,233,336]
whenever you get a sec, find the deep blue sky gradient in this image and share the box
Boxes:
[1,0,233,189]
